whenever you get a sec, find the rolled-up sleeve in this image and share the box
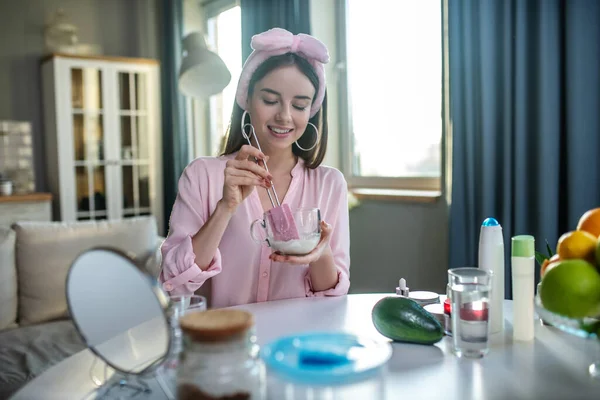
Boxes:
[160,161,222,295]
[305,171,351,297]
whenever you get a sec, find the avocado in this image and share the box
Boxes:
[371,296,444,345]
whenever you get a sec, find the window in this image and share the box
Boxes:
[339,0,445,197]
[205,2,242,155]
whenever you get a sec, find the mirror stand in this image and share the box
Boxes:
[95,371,152,399]
[87,358,176,400]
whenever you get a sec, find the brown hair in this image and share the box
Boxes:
[220,53,328,169]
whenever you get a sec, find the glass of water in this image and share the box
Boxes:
[167,295,207,363]
[170,295,207,319]
[448,268,493,358]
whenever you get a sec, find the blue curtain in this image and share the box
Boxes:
[240,0,311,61]
[160,0,189,233]
[448,0,600,297]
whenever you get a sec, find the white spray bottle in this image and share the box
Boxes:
[478,217,505,333]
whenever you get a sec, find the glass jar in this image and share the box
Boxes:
[177,309,266,400]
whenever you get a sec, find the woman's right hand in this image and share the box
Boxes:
[220,145,272,213]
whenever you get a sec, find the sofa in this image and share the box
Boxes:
[0,216,163,399]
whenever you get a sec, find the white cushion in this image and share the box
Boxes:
[13,217,158,326]
[0,228,17,330]
[143,237,165,279]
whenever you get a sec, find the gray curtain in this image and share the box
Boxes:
[448,0,600,296]
[160,0,189,232]
[240,0,311,61]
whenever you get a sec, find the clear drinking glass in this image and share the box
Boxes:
[448,268,493,358]
[167,295,207,364]
[170,295,207,319]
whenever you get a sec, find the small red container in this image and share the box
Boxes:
[443,298,452,335]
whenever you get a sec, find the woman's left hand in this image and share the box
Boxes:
[269,221,332,265]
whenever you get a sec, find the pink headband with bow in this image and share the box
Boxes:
[235,28,330,118]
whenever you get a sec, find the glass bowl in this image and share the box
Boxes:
[534,294,600,379]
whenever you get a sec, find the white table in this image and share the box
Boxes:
[11,294,600,399]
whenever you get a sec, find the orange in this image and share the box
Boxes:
[541,254,560,277]
[556,230,597,263]
[577,207,600,238]
[540,259,550,275]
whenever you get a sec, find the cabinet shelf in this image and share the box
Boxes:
[72,108,103,115]
[77,210,107,218]
[123,207,151,215]
[72,159,151,167]
[118,110,147,116]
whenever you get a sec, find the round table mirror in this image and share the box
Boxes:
[66,247,171,378]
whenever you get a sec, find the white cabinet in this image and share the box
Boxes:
[41,54,163,234]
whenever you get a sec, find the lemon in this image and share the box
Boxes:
[540,259,600,318]
[556,230,597,263]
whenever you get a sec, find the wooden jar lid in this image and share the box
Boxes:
[179,309,254,342]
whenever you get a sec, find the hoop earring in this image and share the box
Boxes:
[241,110,264,152]
[240,110,253,142]
[295,122,319,152]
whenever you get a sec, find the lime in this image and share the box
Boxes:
[596,236,600,268]
[540,259,600,318]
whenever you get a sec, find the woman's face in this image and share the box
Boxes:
[246,65,316,154]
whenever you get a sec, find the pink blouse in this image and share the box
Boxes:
[159,153,351,308]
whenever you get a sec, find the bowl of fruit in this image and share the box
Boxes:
[535,207,600,379]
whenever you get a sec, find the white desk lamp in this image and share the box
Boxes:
[178,32,231,98]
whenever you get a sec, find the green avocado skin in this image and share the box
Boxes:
[371,296,444,345]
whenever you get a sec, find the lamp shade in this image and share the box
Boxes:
[178,32,231,98]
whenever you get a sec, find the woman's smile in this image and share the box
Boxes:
[268,125,295,139]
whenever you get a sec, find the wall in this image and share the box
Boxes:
[310,0,449,294]
[0,0,160,192]
[183,0,206,35]
[348,199,449,294]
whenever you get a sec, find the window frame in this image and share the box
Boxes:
[335,0,448,198]
[201,0,240,156]
[202,0,239,20]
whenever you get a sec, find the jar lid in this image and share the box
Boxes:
[408,291,440,306]
[179,309,254,342]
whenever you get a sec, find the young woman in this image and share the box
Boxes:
[159,28,350,308]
